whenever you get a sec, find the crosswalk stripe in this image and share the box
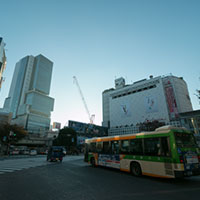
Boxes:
[0,156,84,175]
[0,168,23,170]
[0,169,14,172]
[0,161,48,174]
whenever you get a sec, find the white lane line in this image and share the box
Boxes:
[0,167,22,170]
[0,165,36,169]
[0,163,47,174]
[0,157,64,175]
[0,169,14,172]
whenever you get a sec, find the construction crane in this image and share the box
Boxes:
[73,76,95,124]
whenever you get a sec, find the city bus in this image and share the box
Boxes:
[84,126,200,178]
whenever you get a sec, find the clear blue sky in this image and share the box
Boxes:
[0,0,200,127]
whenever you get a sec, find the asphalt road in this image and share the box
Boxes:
[0,155,200,200]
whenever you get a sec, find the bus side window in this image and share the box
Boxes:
[102,141,110,154]
[84,143,89,154]
[144,138,161,156]
[96,142,103,154]
[161,137,171,157]
[111,141,119,154]
[120,140,129,154]
[89,143,96,153]
[130,139,143,155]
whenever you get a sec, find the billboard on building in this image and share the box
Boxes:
[53,122,61,130]
[120,102,131,117]
[164,81,179,119]
[68,120,108,137]
[145,96,158,113]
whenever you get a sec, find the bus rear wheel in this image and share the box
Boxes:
[130,162,142,176]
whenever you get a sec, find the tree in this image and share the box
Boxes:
[0,123,27,154]
[195,77,200,104]
[53,127,77,150]
[195,89,200,104]
[138,120,165,132]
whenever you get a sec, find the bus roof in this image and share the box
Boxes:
[155,125,188,132]
[85,126,189,143]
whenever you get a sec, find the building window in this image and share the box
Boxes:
[112,84,157,99]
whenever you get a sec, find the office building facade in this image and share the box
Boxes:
[102,75,193,135]
[4,54,54,134]
[0,37,6,91]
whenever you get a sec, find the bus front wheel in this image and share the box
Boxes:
[130,162,142,176]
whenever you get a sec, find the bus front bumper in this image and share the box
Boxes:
[174,168,200,178]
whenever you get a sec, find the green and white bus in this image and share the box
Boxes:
[84,126,200,178]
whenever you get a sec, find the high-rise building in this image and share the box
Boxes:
[0,37,7,91]
[4,54,54,134]
[102,75,193,134]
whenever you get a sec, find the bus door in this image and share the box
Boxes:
[84,143,89,162]
[144,137,172,176]
[110,141,120,169]
[160,137,173,176]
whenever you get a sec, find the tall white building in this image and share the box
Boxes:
[102,75,193,131]
[0,37,6,91]
[4,54,54,134]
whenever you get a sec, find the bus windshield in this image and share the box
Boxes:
[174,132,197,148]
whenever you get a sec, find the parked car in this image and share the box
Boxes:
[29,149,37,156]
[23,150,30,155]
[10,150,19,155]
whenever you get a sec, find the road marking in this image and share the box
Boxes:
[0,157,49,175]
[0,156,84,175]
[0,169,15,172]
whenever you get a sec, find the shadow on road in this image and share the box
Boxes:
[90,164,200,187]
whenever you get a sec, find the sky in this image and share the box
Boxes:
[0,0,200,127]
